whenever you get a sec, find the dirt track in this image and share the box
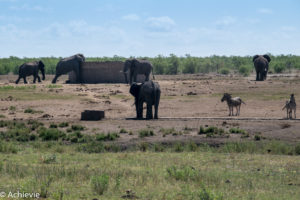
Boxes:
[0,73,300,145]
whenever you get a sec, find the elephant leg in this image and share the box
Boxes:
[23,77,28,84]
[295,109,296,119]
[37,75,41,82]
[52,74,59,83]
[129,75,133,85]
[15,76,21,84]
[146,103,153,119]
[256,71,259,81]
[33,75,36,83]
[133,74,137,83]
[137,101,143,119]
[154,92,160,119]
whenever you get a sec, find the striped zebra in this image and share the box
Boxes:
[221,93,246,116]
[282,94,296,119]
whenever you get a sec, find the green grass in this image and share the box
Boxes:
[46,84,63,88]
[24,108,44,114]
[139,129,154,138]
[0,145,299,199]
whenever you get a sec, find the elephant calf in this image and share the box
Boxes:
[15,60,45,84]
[130,80,161,119]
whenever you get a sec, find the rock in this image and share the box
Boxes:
[81,110,105,121]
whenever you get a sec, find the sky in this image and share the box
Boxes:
[0,0,299,58]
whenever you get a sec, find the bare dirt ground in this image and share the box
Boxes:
[1,73,300,146]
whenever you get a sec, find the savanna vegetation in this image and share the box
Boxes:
[1,54,300,76]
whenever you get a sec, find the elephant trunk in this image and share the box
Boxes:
[124,72,128,84]
[41,69,45,80]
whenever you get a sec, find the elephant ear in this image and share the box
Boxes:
[263,54,271,62]
[129,83,140,97]
[252,55,259,62]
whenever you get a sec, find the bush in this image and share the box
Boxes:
[24,108,43,114]
[219,68,230,75]
[238,65,251,76]
[166,165,199,181]
[139,129,154,138]
[38,127,66,141]
[77,142,104,153]
[95,132,120,141]
[71,124,85,131]
[119,128,128,133]
[90,174,109,195]
[58,122,69,128]
[295,143,300,155]
[274,64,285,73]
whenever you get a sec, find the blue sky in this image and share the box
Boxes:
[0,0,299,57]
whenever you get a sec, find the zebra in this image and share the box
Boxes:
[221,93,246,116]
[282,94,296,119]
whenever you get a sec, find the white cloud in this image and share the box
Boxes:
[258,8,273,14]
[215,16,236,26]
[10,4,44,11]
[145,16,176,32]
[122,14,140,21]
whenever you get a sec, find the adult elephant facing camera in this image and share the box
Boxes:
[123,59,154,84]
[253,54,271,81]
[15,60,45,84]
[52,54,85,83]
[130,80,161,119]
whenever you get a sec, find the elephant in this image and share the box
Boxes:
[15,60,45,84]
[52,54,85,83]
[253,54,271,81]
[123,59,155,84]
[129,80,161,119]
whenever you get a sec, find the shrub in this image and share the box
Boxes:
[274,64,285,73]
[0,114,5,118]
[96,132,120,141]
[38,127,66,141]
[198,126,228,137]
[219,68,230,75]
[9,106,16,111]
[58,122,69,128]
[119,128,128,133]
[90,174,109,195]
[49,123,58,128]
[0,141,18,153]
[295,143,300,155]
[71,124,85,131]
[166,165,199,181]
[77,142,104,153]
[197,186,223,200]
[229,127,247,134]
[139,129,154,138]
[41,154,57,164]
[24,108,43,114]
[238,65,251,76]
[27,120,44,130]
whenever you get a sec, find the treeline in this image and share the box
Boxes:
[1,54,300,76]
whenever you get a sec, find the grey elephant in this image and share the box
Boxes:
[253,54,271,81]
[123,59,155,84]
[129,80,161,119]
[52,54,85,83]
[15,60,45,84]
